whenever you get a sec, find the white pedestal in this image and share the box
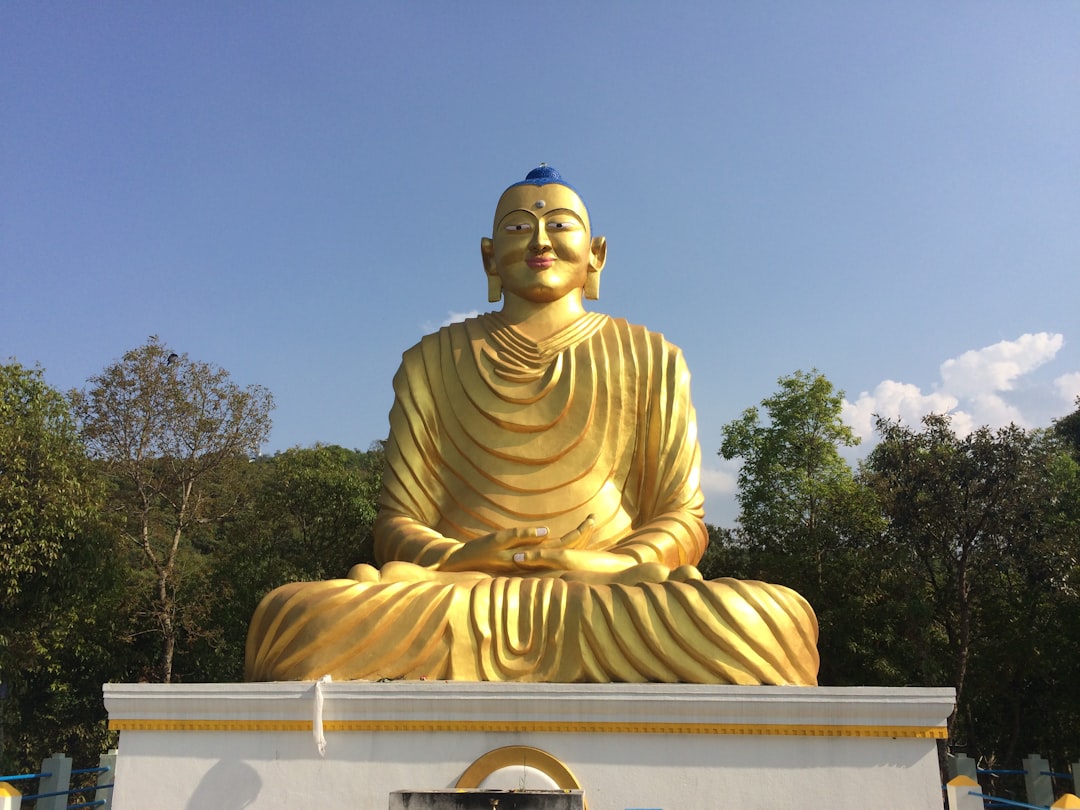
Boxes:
[103,682,954,810]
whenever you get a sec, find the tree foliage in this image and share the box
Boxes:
[718,370,884,684]
[70,337,274,682]
[3,345,389,769]
[261,443,381,580]
[716,371,1080,765]
[1053,397,1080,460]
[719,370,879,557]
[182,444,382,682]
[0,362,130,773]
[0,362,101,603]
[863,414,1080,757]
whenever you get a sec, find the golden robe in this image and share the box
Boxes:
[246,313,819,684]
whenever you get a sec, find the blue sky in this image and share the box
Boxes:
[3,2,1078,525]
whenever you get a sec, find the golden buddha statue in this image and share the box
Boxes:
[246,167,819,685]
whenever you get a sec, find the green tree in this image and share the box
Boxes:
[719,370,878,580]
[696,524,744,581]
[1053,397,1080,460]
[1,362,100,602]
[182,444,383,682]
[0,361,129,772]
[265,443,381,580]
[863,415,1080,761]
[71,337,273,682]
[718,371,884,684]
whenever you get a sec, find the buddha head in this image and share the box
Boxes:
[482,166,607,304]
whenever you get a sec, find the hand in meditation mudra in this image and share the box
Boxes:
[246,167,819,685]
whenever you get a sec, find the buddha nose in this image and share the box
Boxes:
[530,228,552,252]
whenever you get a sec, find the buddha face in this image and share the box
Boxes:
[482,183,606,305]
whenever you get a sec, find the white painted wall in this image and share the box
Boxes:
[104,682,955,810]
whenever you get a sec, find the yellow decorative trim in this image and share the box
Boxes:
[109,718,947,739]
[109,719,310,732]
[457,746,582,789]
[458,746,586,809]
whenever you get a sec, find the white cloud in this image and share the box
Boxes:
[441,310,481,327]
[843,333,1069,442]
[699,460,739,496]
[843,381,959,441]
[421,310,483,332]
[1056,372,1080,404]
[939,332,1063,397]
[966,394,1025,430]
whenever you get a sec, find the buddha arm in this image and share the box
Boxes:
[372,342,456,568]
[608,512,708,569]
[604,338,709,569]
[374,512,458,568]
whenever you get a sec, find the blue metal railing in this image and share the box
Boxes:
[21,786,108,807]
[967,791,1048,810]
[1042,770,1075,781]
[18,792,108,808]
[1,756,113,810]
[0,772,49,782]
[70,768,109,777]
[947,754,1080,810]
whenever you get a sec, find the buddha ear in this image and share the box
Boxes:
[481,237,501,302]
[589,236,607,272]
[585,236,606,300]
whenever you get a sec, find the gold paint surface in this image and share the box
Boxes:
[245,170,820,685]
[457,746,587,809]
[456,746,582,789]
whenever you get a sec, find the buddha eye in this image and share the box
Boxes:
[547,220,578,231]
[504,223,533,232]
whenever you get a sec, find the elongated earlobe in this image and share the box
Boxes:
[585,235,606,300]
[584,272,600,300]
[481,237,501,302]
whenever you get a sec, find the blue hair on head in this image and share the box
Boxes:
[506,165,587,210]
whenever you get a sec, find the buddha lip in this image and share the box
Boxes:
[526,257,555,268]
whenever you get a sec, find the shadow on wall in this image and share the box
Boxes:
[186,759,261,809]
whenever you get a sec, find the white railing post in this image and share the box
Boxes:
[96,748,118,810]
[1024,754,1053,807]
[37,753,72,810]
[946,775,983,810]
[0,781,22,810]
[948,753,979,782]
